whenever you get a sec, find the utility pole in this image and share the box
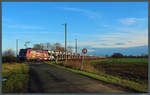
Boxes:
[62,24,67,63]
[75,39,77,55]
[16,39,18,57]
[65,24,67,62]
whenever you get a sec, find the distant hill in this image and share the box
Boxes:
[87,45,148,56]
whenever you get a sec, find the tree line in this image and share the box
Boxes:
[33,42,73,53]
[106,53,148,58]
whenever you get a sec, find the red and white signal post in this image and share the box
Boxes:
[81,48,88,70]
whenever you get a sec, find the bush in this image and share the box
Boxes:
[111,53,123,58]
[2,56,17,63]
[2,49,17,63]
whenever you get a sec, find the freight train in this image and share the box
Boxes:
[18,48,103,61]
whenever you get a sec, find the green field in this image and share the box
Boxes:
[2,63,29,93]
[91,58,148,65]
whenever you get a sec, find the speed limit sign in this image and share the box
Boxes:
[82,48,87,54]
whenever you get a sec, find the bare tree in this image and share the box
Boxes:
[45,42,55,50]
[54,43,64,51]
[40,43,44,50]
[68,46,73,53]
[2,49,16,63]
[33,42,66,51]
[33,44,43,50]
[45,43,50,50]
[3,49,15,57]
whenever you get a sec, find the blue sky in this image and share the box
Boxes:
[2,2,148,55]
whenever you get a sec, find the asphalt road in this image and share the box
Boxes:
[28,63,133,93]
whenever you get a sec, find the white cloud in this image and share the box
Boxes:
[96,29,147,48]
[103,25,109,28]
[9,31,59,34]
[119,18,146,25]
[87,49,95,52]
[63,7,101,19]
[68,28,148,48]
[7,25,46,30]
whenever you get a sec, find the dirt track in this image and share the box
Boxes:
[28,63,134,93]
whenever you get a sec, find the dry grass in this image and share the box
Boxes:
[2,63,29,93]
[64,60,100,73]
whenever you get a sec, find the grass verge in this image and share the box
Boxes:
[2,63,29,93]
[45,61,148,93]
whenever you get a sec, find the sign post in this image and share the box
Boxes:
[81,48,87,70]
[55,51,59,63]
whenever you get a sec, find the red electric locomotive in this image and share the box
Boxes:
[19,48,51,61]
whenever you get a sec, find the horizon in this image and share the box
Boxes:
[2,2,148,56]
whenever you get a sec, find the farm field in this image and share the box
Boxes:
[54,58,148,92]
[2,63,29,93]
[91,58,148,85]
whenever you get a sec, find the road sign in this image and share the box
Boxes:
[82,48,87,54]
[81,48,87,70]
